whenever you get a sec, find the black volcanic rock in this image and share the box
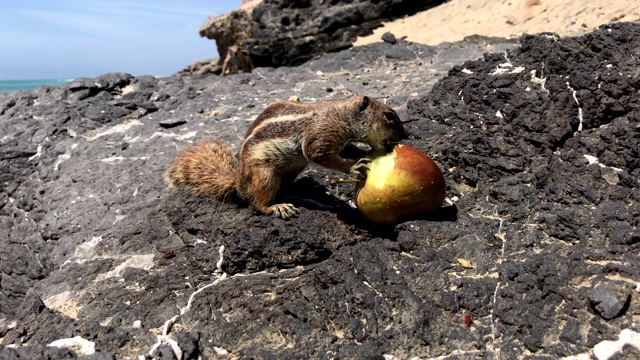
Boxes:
[1,23,639,359]
[246,0,443,67]
[590,278,632,320]
[196,0,443,72]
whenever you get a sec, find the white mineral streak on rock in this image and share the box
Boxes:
[94,254,155,282]
[593,329,640,360]
[84,119,143,142]
[48,336,95,355]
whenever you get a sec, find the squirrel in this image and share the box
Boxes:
[221,45,254,76]
[164,95,408,218]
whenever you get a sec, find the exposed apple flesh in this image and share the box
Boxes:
[355,144,446,224]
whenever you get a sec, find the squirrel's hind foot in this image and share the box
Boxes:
[268,203,298,219]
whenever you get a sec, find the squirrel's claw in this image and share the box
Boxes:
[350,157,371,177]
[270,203,298,219]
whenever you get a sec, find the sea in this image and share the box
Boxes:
[0,79,72,93]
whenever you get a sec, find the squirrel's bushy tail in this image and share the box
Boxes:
[164,139,239,201]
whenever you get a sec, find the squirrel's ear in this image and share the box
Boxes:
[358,96,370,112]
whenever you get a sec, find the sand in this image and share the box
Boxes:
[354,0,640,46]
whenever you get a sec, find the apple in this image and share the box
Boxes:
[355,144,446,224]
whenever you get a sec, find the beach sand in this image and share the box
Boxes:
[354,0,640,46]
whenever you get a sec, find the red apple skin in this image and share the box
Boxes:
[355,144,446,224]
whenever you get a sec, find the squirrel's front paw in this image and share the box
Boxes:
[350,158,371,177]
[270,203,298,219]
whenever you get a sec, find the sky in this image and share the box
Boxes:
[0,1,239,80]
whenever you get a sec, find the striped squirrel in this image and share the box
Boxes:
[221,45,254,76]
[165,95,407,218]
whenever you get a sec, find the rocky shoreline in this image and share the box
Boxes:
[1,21,639,359]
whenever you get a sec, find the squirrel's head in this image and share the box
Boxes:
[352,96,408,151]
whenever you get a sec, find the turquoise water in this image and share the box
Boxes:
[0,79,72,93]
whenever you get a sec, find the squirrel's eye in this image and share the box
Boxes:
[384,111,399,124]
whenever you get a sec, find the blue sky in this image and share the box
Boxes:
[0,1,238,80]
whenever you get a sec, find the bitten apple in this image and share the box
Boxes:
[355,144,446,224]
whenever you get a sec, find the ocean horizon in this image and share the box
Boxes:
[0,79,73,93]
